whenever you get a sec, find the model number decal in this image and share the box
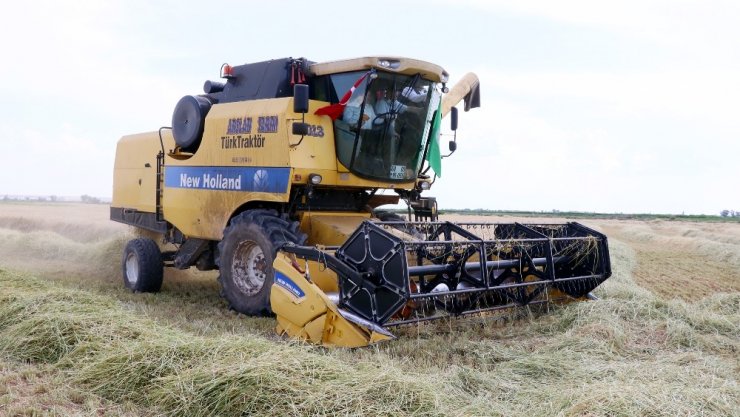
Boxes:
[258,115,278,133]
[306,125,325,137]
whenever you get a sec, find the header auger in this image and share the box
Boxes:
[111,56,610,347]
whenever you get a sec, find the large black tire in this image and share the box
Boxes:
[122,238,163,293]
[216,209,306,316]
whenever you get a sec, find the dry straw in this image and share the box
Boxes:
[0,212,738,416]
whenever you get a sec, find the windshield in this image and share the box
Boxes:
[333,71,437,181]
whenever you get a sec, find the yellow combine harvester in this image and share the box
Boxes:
[111,56,611,347]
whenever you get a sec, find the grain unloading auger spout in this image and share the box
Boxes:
[270,221,611,347]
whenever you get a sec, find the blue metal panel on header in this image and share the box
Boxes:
[164,166,290,194]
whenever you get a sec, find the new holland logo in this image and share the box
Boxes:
[253,169,269,192]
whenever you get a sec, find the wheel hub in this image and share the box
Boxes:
[232,241,267,296]
[125,251,139,285]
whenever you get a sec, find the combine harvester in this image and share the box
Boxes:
[111,56,611,347]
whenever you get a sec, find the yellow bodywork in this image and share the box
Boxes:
[270,253,393,347]
[110,56,485,347]
[111,132,167,214]
[292,211,371,294]
[299,211,370,246]
[112,97,416,240]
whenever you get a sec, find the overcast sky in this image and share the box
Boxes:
[1,0,738,214]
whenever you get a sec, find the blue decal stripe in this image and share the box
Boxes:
[275,272,306,298]
[164,166,290,193]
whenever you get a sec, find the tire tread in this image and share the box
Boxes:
[122,237,163,293]
[216,210,306,315]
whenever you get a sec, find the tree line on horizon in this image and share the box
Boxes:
[1,195,105,204]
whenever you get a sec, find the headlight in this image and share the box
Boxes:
[419,180,431,190]
[308,173,322,185]
[377,59,399,69]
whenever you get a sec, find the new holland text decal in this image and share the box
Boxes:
[164,166,290,193]
[275,271,305,299]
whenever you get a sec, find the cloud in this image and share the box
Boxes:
[449,0,740,52]
[431,67,740,214]
[0,124,113,197]
[477,68,740,134]
[1,0,737,214]
[431,99,630,212]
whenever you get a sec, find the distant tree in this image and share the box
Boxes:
[50,195,58,202]
[81,194,101,204]
[2,195,8,201]
[721,210,730,217]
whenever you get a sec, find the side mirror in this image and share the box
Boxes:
[292,122,309,136]
[293,84,309,114]
[443,109,458,158]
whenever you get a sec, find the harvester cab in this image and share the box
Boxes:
[111,56,610,348]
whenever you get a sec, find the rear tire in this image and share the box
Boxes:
[122,238,163,293]
[216,210,306,316]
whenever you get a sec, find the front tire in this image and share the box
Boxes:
[216,210,306,316]
[122,238,163,293]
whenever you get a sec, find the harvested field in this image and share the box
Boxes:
[599,221,740,301]
[0,203,738,416]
